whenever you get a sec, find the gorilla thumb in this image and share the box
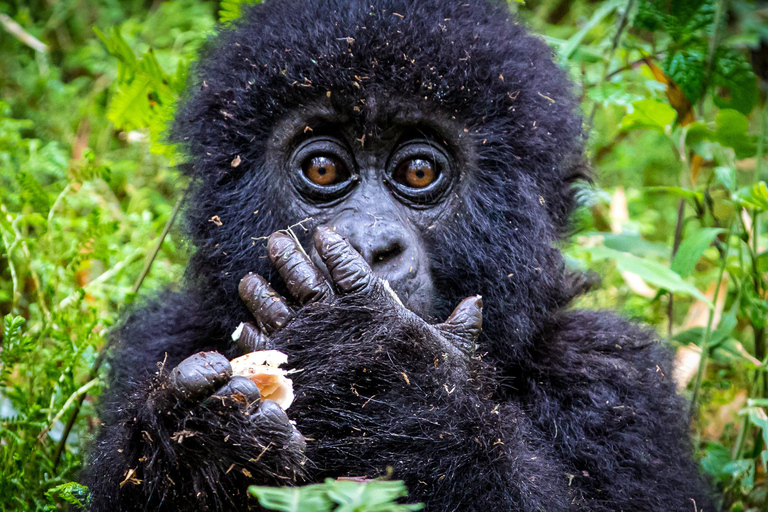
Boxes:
[437,296,483,353]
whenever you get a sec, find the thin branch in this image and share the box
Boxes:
[0,13,48,53]
[667,199,686,336]
[38,378,100,441]
[52,191,185,470]
[132,194,185,294]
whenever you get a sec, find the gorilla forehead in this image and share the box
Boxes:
[173,0,584,231]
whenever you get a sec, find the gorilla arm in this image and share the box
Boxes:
[526,309,715,512]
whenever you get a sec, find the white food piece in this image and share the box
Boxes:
[230,350,294,409]
[231,322,245,341]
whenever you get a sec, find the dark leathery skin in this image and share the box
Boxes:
[235,322,272,353]
[169,351,232,400]
[212,375,261,402]
[238,273,294,334]
[313,226,375,293]
[268,232,331,304]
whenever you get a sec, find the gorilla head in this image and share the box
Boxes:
[171,0,586,364]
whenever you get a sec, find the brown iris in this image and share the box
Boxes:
[394,158,438,189]
[302,155,348,186]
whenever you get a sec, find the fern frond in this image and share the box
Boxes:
[219,0,260,23]
[107,76,152,131]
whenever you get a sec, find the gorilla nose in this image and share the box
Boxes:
[366,239,405,268]
[325,213,412,274]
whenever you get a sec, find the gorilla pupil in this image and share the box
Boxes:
[397,159,435,189]
[304,156,344,186]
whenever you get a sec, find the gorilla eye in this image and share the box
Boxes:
[386,141,453,205]
[394,159,438,189]
[290,137,357,202]
[303,155,349,186]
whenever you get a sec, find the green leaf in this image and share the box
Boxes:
[220,0,261,23]
[106,77,152,131]
[616,254,710,304]
[582,247,711,304]
[45,482,90,508]
[634,0,668,32]
[671,228,723,277]
[714,166,735,191]
[250,484,332,512]
[663,48,707,103]
[685,111,757,158]
[714,109,757,159]
[16,170,50,212]
[634,0,714,37]
[558,0,624,63]
[600,233,670,258]
[674,0,715,34]
[711,47,759,114]
[701,442,732,478]
[644,186,704,203]
[672,326,706,345]
[723,459,756,493]
[249,481,423,512]
[586,83,643,108]
[621,99,677,132]
[327,480,423,511]
[735,182,768,211]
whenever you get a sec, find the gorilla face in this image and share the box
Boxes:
[173,0,586,360]
[265,99,471,318]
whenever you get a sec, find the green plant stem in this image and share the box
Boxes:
[0,221,19,311]
[5,207,51,320]
[700,0,727,115]
[668,199,686,335]
[51,193,184,470]
[689,220,734,417]
[132,194,184,294]
[740,101,768,460]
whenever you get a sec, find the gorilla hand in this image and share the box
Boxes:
[167,351,305,453]
[238,225,482,368]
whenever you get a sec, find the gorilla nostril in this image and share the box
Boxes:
[372,242,404,265]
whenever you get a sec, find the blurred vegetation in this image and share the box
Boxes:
[0,0,767,509]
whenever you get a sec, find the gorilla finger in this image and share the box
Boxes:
[438,295,483,349]
[289,428,307,452]
[169,351,232,400]
[313,225,375,293]
[209,375,261,403]
[234,322,272,353]
[239,273,294,334]
[252,399,292,431]
[268,232,331,304]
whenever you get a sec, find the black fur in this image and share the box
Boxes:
[83,0,715,510]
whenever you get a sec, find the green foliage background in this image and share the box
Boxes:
[0,0,767,509]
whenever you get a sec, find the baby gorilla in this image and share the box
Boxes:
[83,0,716,510]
